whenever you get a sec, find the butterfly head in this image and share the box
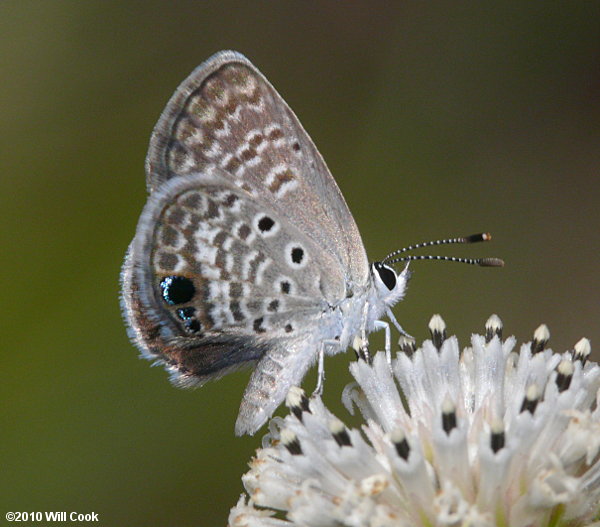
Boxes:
[370,261,411,309]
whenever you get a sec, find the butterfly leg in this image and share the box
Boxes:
[355,302,372,364]
[386,307,413,339]
[313,339,342,395]
[373,319,392,367]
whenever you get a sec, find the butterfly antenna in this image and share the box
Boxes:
[383,232,504,268]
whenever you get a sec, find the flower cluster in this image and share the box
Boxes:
[229,315,600,527]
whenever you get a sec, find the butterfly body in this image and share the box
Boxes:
[121,51,408,435]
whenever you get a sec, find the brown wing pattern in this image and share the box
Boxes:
[146,51,368,288]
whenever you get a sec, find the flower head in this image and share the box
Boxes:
[229,316,600,527]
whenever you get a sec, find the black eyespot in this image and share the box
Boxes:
[160,276,195,305]
[281,281,291,294]
[285,324,293,333]
[268,300,279,312]
[185,319,201,333]
[258,216,275,232]
[292,142,301,151]
[291,247,304,264]
[176,307,201,333]
[374,263,397,291]
[176,307,196,320]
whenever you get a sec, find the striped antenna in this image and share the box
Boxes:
[383,233,504,268]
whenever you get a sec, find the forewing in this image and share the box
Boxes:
[146,50,368,287]
[122,171,345,386]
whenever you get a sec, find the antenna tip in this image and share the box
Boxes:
[478,257,504,267]
[466,232,493,243]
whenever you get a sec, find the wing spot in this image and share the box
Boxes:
[190,99,217,123]
[256,215,276,235]
[185,319,201,333]
[156,252,179,272]
[230,301,245,322]
[225,100,238,115]
[168,144,197,173]
[249,133,264,148]
[222,193,239,208]
[240,147,258,162]
[176,116,204,146]
[286,243,308,269]
[253,317,266,334]
[176,307,202,334]
[224,156,241,173]
[160,276,196,305]
[268,169,296,194]
[205,200,220,219]
[230,282,243,299]
[267,126,284,141]
[291,247,304,264]
[237,223,251,240]
[166,207,187,226]
[160,225,180,247]
[179,192,202,210]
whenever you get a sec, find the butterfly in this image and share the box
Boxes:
[121,50,501,435]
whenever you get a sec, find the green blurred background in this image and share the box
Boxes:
[2,2,599,525]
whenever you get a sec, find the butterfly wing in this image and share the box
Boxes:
[145,50,369,288]
[122,169,346,385]
[123,51,371,434]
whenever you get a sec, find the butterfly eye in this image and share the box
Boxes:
[374,263,397,291]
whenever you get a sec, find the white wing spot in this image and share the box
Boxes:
[242,250,260,280]
[230,105,242,121]
[223,236,234,251]
[202,265,220,281]
[237,75,257,96]
[246,156,261,168]
[208,307,225,329]
[274,178,298,198]
[265,162,288,186]
[198,104,217,124]
[285,242,308,269]
[171,152,196,172]
[220,153,234,170]
[247,97,265,113]
[196,245,218,266]
[225,253,234,273]
[234,164,246,178]
[183,127,205,146]
[194,224,221,244]
[256,140,269,155]
[253,213,280,238]
[203,141,223,159]
[255,258,271,286]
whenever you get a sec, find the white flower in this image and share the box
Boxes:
[229,315,600,527]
